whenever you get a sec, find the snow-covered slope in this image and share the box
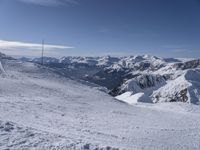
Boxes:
[114,74,166,95]
[1,57,200,149]
[152,69,200,104]
[116,92,152,104]
[110,58,200,104]
[114,74,166,104]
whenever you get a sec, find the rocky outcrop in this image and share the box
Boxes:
[174,59,200,70]
[110,74,166,96]
[154,88,188,103]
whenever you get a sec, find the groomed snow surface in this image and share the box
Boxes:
[1,59,200,150]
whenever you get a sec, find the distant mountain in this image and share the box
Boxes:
[0,52,14,60]
[19,54,200,104]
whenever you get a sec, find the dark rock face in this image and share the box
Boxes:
[175,89,188,102]
[134,62,151,71]
[174,59,200,70]
[110,74,166,96]
[136,74,165,89]
[154,88,189,103]
[169,89,188,102]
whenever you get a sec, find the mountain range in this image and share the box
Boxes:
[0,52,200,149]
[20,54,200,104]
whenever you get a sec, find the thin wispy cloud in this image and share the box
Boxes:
[99,27,110,33]
[162,45,189,53]
[0,40,74,57]
[18,0,78,7]
[162,44,187,49]
[173,49,187,53]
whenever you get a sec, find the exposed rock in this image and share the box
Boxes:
[173,59,200,70]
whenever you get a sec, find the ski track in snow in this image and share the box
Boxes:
[0,59,200,149]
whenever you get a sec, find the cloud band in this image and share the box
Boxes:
[0,40,74,57]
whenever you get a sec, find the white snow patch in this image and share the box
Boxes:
[116,92,152,104]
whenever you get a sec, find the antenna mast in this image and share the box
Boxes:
[41,40,44,65]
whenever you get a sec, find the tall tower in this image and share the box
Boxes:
[41,40,44,65]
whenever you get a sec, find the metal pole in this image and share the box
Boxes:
[41,40,44,65]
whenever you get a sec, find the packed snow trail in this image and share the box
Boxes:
[1,59,200,149]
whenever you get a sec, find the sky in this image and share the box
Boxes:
[0,0,200,58]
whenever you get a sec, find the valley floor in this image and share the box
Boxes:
[1,60,200,150]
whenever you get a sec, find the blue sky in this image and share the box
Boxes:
[0,0,200,58]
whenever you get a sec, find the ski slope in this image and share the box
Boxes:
[1,59,200,150]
